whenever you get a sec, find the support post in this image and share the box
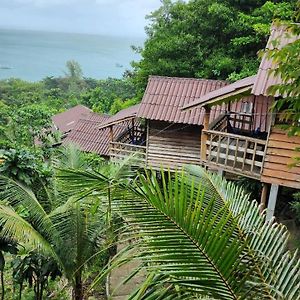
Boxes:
[218,169,224,177]
[145,120,150,166]
[266,184,279,221]
[109,126,114,142]
[201,107,211,163]
[260,183,268,213]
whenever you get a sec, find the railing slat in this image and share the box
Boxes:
[203,129,266,177]
[109,141,147,166]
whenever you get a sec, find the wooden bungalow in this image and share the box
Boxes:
[183,25,300,220]
[52,105,92,137]
[100,76,271,171]
[63,111,112,157]
[52,105,123,158]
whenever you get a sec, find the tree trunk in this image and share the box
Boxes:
[0,271,4,300]
[73,274,83,300]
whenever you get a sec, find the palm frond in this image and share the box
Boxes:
[0,205,60,263]
[0,175,57,243]
[113,168,256,299]
[184,165,300,299]
[111,167,300,299]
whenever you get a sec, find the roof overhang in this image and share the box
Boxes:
[182,75,256,111]
[97,104,140,130]
[98,115,137,130]
[200,85,252,108]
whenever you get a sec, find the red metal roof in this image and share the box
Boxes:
[182,75,256,110]
[98,104,140,129]
[52,105,91,133]
[137,76,227,125]
[63,112,112,156]
[252,24,300,96]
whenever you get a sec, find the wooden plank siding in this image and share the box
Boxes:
[146,120,202,170]
[261,128,300,189]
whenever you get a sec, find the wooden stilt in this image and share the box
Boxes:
[260,183,268,213]
[266,184,279,221]
[218,169,224,177]
[200,107,211,163]
[109,126,114,142]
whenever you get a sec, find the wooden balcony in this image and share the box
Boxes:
[202,129,267,179]
[110,142,146,166]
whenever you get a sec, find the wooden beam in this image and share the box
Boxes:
[266,184,279,221]
[109,126,114,142]
[145,120,150,166]
[201,107,211,162]
[260,183,268,213]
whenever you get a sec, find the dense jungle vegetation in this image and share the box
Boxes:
[0,0,299,299]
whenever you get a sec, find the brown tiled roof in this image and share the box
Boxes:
[52,105,91,133]
[98,104,140,129]
[63,112,112,156]
[137,76,227,125]
[252,24,300,96]
[182,75,256,110]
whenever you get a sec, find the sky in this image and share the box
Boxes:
[0,0,162,37]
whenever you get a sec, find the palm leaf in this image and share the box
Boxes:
[113,168,256,299]
[0,175,58,243]
[184,165,300,299]
[0,205,60,263]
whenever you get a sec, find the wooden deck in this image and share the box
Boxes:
[202,130,266,179]
[110,142,146,166]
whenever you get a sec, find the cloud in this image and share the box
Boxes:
[0,0,162,36]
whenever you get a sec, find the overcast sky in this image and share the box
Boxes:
[0,0,162,37]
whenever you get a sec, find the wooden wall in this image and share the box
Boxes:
[261,128,300,189]
[146,121,201,170]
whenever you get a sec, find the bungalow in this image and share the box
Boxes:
[183,25,300,220]
[52,104,91,136]
[52,105,121,157]
[99,76,271,171]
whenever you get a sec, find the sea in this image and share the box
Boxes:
[0,28,144,82]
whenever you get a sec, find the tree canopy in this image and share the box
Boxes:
[131,0,297,90]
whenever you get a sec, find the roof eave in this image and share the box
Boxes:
[203,86,253,108]
[182,85,253,111]
[97,115,137,130]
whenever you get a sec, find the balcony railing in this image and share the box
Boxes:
[110,142,146,166]
[202,130,267,179]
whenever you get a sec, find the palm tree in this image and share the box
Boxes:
[59,164,300,299]
[0,169,107,299]
[0,146,135,300]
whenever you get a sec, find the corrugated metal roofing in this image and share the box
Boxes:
[252,24,300,96]
[182,75,256,110]
[137,76,228,125]
[52,105,91,133]
[63,112,112,156]
[98,104,140,129]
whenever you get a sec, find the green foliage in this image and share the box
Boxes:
[0,61,138,150]
[59,163,300,299]
[64,60,83,80]
[0,146,117,299]
[12,251,61,300]
[0,149,45,185]
[131,0,297,90]
[265,20,300,136]
[291,192,300,223]
[80,78,137,114]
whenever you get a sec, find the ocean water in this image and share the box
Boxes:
[0,28,144,81]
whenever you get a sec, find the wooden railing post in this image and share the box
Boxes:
[201,107,211,163]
